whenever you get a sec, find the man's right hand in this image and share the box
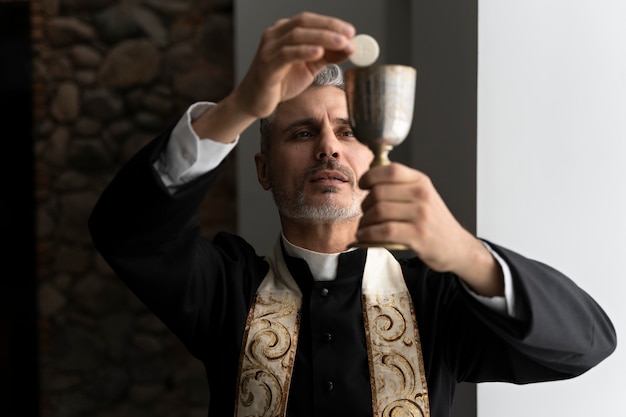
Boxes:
[234,12,355,119]
[192,12,356,144]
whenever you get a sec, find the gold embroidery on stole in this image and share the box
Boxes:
[235,241,429,417]
[235,241,302,417]
[362,248,430,417]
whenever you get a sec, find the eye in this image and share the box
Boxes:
[338,128,355,138]
[293,130,315,139]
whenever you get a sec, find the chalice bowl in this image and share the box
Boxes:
[344,64,417,249]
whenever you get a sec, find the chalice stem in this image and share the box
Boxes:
[371,143,393,168]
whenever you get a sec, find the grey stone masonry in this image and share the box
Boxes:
[32,0,236,416]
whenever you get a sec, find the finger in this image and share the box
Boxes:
[263,14,355,62]
[360,183,416,212]
[359,163,424,189]
[263,43,326,66]
[355,221,416,248]
[359,200,420,228]
[272,12,355,39]
[277,27,354,54]
[256,29,353,77]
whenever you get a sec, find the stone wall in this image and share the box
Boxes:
[32,0,236,416]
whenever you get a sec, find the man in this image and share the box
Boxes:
[89,12,616,417]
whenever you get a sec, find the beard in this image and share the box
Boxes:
[269,160,366,224]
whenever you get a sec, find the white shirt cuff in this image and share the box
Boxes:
[154,102,239,191]
[462,241,518,318]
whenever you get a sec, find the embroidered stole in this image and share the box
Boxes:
[234,240,429,417]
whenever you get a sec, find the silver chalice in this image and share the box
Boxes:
[344,64,417,249]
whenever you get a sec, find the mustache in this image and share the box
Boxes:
[302,160,356,184]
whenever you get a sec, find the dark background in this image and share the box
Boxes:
[0,2,38,417]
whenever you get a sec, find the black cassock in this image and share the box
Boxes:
[89,129,616,417]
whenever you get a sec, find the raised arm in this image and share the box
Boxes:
[191,12,356,144]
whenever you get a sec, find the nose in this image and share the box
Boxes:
[318,150,339,159]
[316,126,340,160]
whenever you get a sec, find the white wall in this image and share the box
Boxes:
[477,1,625,416]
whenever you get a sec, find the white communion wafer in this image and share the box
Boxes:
[349,34,380,67]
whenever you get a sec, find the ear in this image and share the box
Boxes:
[254,152,272,190]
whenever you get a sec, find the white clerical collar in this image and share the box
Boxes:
[280,233,355,282]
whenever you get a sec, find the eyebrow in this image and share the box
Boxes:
[279,117,352,133]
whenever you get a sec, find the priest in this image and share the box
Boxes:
[89,11,616,417]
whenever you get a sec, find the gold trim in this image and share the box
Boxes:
[363,292,429,417]
[362,248,430,417]
[235,291,301,417]
[234,241,429,417]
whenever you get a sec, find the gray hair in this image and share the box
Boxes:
[259,64,345,154]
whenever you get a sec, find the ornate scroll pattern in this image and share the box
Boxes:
[361,248,430,417]
[363,291,430,417]
[235,291,301,417]
[234,241,428,416]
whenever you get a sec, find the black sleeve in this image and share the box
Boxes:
[456,242,617,382]
[88,128,268,360]
[404,243,616,386]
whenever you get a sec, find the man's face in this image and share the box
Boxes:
[255,86,374,223]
